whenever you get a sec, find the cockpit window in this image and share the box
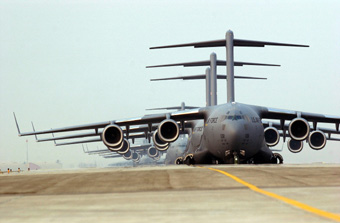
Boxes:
[226,115,244,121]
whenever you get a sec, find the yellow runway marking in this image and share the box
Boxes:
[199,166,340,222]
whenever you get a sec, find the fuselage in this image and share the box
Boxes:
[164,135,188,164]
[185,102,270,163]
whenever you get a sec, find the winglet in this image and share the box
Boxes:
[31,122,39,142]
[13,112,21,136]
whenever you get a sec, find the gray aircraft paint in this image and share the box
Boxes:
[210,53,217,106]
[205,67,211,107]
[164,135,188,165]
[148,30,313,164]
[16,30,340,165]
[226,30,235,103]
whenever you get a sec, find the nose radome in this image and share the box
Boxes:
[226,122,243,152]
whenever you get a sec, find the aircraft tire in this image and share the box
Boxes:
[272,153,284,164]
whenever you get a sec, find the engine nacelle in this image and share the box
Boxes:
[132,152,140,163]
[102,124,124,148]
[308,130,326,150]
[153,153,161,161]
[288,118,310,141]
[147,146,159,158]
[122,150,132,160]
[116,139,130,155]
[287,139,303,153]
[264,127,280,147]
[157,119,179,143]
[152,130,169,151]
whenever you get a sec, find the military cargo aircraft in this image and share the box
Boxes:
[14,30,340,164]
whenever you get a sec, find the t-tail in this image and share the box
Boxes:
[150,30,309,103]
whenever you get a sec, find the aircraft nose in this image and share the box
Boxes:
[225,122,243,152]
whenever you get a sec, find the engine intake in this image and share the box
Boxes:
[308,130,326,150]
[102,124,124,148]
[123,150,132,160]
[116,139,130,154]
[264,127,280,147]
[153,153,161,161]
[157,119,179,143]
[132,152,140,163]
[287,139,303,153]
[288,118,310,141]
[147,146,159,158]
[152,130,169,151]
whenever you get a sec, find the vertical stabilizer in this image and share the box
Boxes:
[210,53,217,105]
[205,68,211,106]
[226,30,235,103]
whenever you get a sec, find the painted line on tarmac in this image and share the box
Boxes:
[198,166,340,222]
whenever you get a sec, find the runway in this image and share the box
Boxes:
[0,164,340,223]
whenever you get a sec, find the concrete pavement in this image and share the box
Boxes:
[0,164,339,222]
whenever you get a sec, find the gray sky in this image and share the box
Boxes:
[1,0,340,167]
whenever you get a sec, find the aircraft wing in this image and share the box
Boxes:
[252,104,340,129]
[262,121,340,136]
[115,108,204,126]
[15,108,204,144]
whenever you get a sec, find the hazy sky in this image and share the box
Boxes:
[1,0,340,167]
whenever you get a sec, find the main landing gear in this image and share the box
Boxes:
[272,153,284,164]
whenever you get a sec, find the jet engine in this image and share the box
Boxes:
[288,118,310,141]
[308,130,326,150]
[147,146,159,158]
[264,127,280,147]
[152,130,169,151]
[122,150,133,160]
[153,152,161,161]
[102,124,124,148]
[157,119,180,143]
[287,138,303,153]
[132,152,141,163]
[116,139,130,154]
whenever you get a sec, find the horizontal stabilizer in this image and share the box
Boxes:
[150,38,309,49]
[151,74,267,81]
[147,60,279,68]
